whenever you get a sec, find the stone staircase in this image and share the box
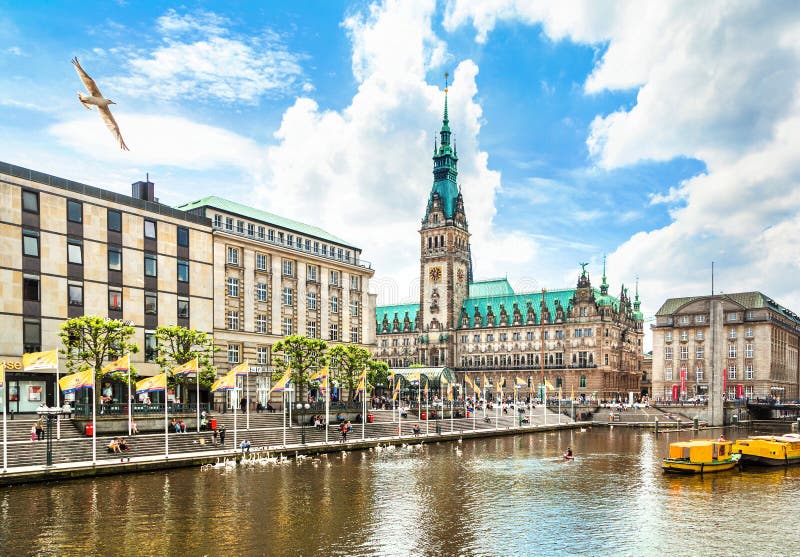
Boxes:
[1,405,572,469]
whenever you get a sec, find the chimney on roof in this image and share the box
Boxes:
[132,173,156,202]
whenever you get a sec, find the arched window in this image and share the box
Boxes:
[428,237,432,249]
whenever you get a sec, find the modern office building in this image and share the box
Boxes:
[0,162,215,412]
[373,93,645,400]
[0,161,377,413]
[652,292,800,402]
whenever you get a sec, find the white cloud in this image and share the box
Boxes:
[116,9,307,103]
[253,0,534,304]
[49,113,261,169]
[446,0,800,335]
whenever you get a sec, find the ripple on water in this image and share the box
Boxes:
[2,429,800,556]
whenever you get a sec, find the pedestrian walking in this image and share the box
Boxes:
[35,419,44,441]
[212,427,218,446]
[30,424,37,443]
[219,425,226,445]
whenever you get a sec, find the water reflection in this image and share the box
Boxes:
[1,428,799,556]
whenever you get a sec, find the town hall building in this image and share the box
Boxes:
[373,90,645,400]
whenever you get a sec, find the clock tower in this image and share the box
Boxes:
[419,78,471,367]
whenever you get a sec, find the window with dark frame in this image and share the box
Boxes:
[144,252,157,277]
[68,284,83,306]
[23,319,41,353]
[22,190,39,213]
[108,246,122,271]
[22,230,39,257]
[177,259,189,282]
[67,200,83,223]
[67,240,83,265]
[144,220,157,239]
[23,276,40,301]
[107,210,122,232]
[177,298,190,319]
[144,292,157,314]
[177,226,189,247]
[108,289,122,311]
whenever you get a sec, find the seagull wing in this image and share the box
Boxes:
[98,105,130,151]
[72,57,103,97]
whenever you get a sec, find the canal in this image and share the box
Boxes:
[1,427,799,556]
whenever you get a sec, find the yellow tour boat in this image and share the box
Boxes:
[662,439,741,474]
[732,433,800,467]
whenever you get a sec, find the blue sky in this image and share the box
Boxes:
[2,0,799,340]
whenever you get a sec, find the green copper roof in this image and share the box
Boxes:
[460,288,580,328]
[426,88,460,220]
[376,304,419,332]
[469,278,515,298]
[177,196,355,248]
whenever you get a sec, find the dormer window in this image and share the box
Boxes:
[433,213,439,224]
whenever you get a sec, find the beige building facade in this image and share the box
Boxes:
[652,292,800,402]
[0,162,214,411]
[178,197,377,407]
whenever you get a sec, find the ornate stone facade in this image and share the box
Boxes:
[374,95,644,399]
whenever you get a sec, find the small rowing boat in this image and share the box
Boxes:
[662,439,740,474]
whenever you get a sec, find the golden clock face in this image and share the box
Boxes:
[457,268,464,282]
[429,266,442,282]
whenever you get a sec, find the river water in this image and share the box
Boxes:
[1,427,799,557]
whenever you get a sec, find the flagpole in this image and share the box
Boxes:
[362,377,366,441]
[56,349,61,441]
[282,390,286,446]
[543,382,547,426]
[425,380,429,436]
[233,384,238,450]
[127,354,132,437]
[164,369,169,459]
[92,369,97,465]
[398,380,402,438]
[2,364,7,473]
[196,363,200,434]
[246,370,250,431]
[325,375,330,444]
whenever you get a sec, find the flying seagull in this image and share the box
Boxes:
[72,57,129,151]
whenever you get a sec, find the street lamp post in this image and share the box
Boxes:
[36,406,65,467]
[296,402,310,444]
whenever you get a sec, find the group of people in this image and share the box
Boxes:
[29,420,44,443]
[339,420,353,442]
[211,424,226,445]
[107,437,131,461]
[170,418,188,433]
[312,415,327,429]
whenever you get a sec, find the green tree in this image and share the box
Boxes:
[272,335,328,399]
[329,344,387,400]
[58,316,140,398]
[154,326,218,394]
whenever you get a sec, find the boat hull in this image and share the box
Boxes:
[738,454,800,467]
[662,456,740,474]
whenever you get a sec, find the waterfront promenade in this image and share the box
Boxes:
[0,405,583,485]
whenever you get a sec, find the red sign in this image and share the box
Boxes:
[680,369,687,395]
[671,385,680,401]
[736,384,743,399]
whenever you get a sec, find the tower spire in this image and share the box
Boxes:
[600,254,609,295]
[443,72,449,126]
